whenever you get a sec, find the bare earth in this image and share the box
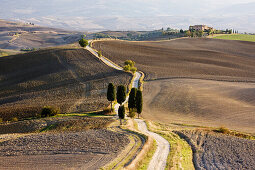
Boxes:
[93,38,255,82]
[0,130,129,170]
[176,130,255,169]
[143,79,255,133]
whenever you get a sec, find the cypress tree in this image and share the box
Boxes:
[136,90,143,118]
[118,105,125,125]
[117,85,126,105]
[107,83,116,111]
[128,88,137,112]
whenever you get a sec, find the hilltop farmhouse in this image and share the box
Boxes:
[189,25,213,31]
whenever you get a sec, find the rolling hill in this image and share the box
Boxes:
[0,19,82,50]
[93,38,255,133]
[0,46,132,120]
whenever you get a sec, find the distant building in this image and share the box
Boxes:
[189,25,213,31]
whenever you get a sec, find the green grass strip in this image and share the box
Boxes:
[213,34,255,42]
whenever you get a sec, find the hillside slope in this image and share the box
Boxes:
[0,19,82,50]
[0,47,132,120]
[93,38,255,82]
[93,38,255,133]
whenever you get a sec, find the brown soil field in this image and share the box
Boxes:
[93,38,255,133]
[93,38,255,82]
[0,116,114,134]
[0,47,132,120]
[143,79,255,133]
[0,129,129,169]
[176,130,255,169]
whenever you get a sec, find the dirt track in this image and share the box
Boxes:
[135,119,169,170]
[0,130,129,169]
[89,41,170,169]
[176,130,255,169]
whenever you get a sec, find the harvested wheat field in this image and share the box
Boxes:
[93,38,255,133]
[0,47,132,120]
[176,130,255,169]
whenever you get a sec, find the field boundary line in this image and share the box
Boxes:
[146,76,255,83]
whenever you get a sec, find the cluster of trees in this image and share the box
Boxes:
[162,27,180,35]
[79,34,89,47]
[185,28,239,37]
[185,30,204,37]
[128,88,143,118]
[123,60,137,73]
[107,83,143,125]
[94,33,111,39]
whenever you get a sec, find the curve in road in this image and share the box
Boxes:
[135,119,170,170]
[87,42,142,113]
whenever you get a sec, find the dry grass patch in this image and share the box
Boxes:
[145,121,194,170]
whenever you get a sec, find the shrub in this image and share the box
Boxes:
[128,111,136,118]
[102,108,114,115]
[97,50,102,57]
[41,106,60,117]
[124,60,135,67]
[11,117,18,122]
[130,67,137,73]
[79,38,89,47]
[216,126,230,134]
[123,65,131,71]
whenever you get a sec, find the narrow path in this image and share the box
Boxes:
[87,41,170,169]
[135,119,170,170]
[87,41,141,113]
[86,43,122,70]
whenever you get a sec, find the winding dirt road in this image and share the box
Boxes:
[87,41,142,113]
[87,41,170,169]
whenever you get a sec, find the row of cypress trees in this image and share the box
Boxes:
[107,83,143,124]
